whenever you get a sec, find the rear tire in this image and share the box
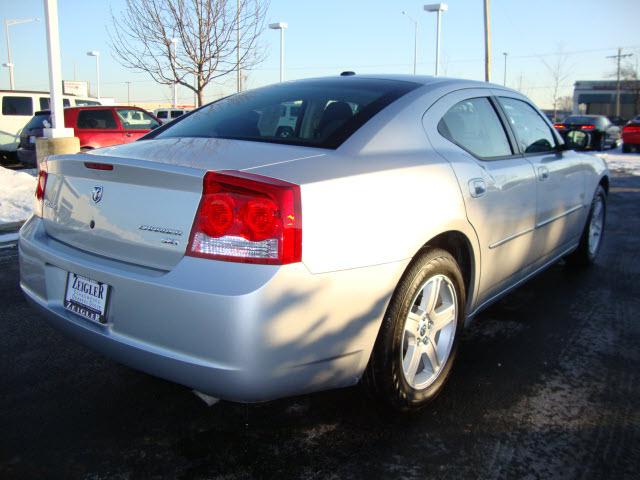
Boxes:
[363,248,465,412]
[566,186,606,267]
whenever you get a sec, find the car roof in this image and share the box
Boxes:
[290,73,509,91]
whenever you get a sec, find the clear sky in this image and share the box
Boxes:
[1,0,639,108]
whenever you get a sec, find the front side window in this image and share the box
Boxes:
[156,110,168,119]
[498,97,557,154]
[152,78,420,149]
[2,96,33,116]
[170,110,184,119]
[116,109,160,130]
[77,109,118,129]
[438,97,512,159]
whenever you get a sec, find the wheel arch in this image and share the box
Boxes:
[599,174,609,195]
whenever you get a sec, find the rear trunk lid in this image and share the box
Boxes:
[41,139,325,270]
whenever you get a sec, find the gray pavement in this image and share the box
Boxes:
[1,174,639,479]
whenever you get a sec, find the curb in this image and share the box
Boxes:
[0,221,24,234]
[0,221,24,248]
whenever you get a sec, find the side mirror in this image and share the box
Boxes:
[563,130,589,150]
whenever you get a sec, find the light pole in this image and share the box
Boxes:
[483,0,491,82]
[401,11,418,75]
[171,38,179,107]
[125,81,131,106]
[423,4,448,76]
[269,22,288,82]
[4,17,39,90]
[502,52,508,86]
[86,50,100,99]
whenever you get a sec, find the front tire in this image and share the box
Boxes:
[566,185,606,266]
[363,248,465,412]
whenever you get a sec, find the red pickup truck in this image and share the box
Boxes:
[17,106,160,166]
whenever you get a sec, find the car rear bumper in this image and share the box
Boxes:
[19,216,405,402]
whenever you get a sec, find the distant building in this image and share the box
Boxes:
[573,80,640,120]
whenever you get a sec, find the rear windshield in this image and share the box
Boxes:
[564,116,596,125]
[152,78,420,149]
[25,113,51,130]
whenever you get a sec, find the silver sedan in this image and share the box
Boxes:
[19,75,608,411]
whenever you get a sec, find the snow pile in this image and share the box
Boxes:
[0,166,37,224]
[596,147,640,176]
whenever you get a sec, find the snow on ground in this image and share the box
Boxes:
[0,166,37,224]
[595,146,640,176]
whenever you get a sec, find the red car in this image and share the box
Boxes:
[622,115,640,153]
[17,106,160,166]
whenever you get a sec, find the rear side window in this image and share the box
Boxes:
[2,96,33,116]
[153,78,420,149]
[498,97,556,154]
[77,109,117,129]
[438,97,512,159]
[170,110,184,119]
[156,110,168,119]
[116,109,160,130]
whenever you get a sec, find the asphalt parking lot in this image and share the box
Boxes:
[1,173,639,480]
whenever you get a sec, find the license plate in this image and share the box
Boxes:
[64,273,110,324]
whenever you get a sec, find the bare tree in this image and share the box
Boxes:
[109,0,269,107]
[542,49,571,122]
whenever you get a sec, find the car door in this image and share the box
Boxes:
[495,95,587,264]
[115,108,160,142]
[424,89,538,308]
[75,108,124,148]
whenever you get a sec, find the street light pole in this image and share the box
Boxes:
[424,4,448,77]
[401,11,418,75]
[483,0,491,82]
[125,81,131,106]
[3,17,39,90]
[503,52,508,86]
[86,50,100,99]
[269,22,288,82]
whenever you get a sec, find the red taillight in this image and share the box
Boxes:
[187,170,302,264]
[34,160,48,217]
[623,125,640,134]
[553,123,566,129]
[581,125,595,130]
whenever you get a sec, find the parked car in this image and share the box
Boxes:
[17,106,160,167]
[19,75,608,411]
[553,115,621,150]
[153,108,190,124]
[0,90,100,164]
[622,115,640,153]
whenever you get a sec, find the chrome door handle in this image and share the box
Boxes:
[538,166,549,181]
[125,133,133,137]
[469,178,486,198]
